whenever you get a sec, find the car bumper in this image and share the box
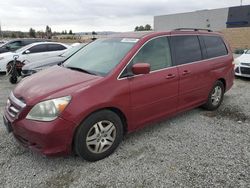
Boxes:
[3,112,76,156]
[235,65,250,78]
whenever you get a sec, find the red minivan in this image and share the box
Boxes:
[3,29,234,161]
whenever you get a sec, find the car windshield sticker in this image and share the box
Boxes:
[121,38,139,43]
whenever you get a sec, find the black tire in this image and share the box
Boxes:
[74,110,123,162]
[9,76,18,84]
[202,80,224,111]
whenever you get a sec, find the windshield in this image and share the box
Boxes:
[61,44,86,58]
[245,49,250,54]
[63,38,138,76]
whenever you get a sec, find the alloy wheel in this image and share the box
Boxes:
[86,120,116,154]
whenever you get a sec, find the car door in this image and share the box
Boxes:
[171,35,211,111]
[23,44,49,63]
[122,36,179,128]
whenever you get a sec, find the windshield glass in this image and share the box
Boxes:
[245,49,250,54]
[63,38,138,76]
[61,44,86,58]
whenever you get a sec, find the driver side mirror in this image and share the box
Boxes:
[132,63,150,75]
[24,50,30,54]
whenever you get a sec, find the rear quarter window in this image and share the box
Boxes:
[48,44,66,51]
[203,36,228,58]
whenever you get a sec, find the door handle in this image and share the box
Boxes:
[182,70,191,75]
[165,74,176,79]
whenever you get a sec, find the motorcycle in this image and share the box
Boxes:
[6,56,26,84]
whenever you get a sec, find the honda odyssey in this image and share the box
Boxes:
[3,29,234,161]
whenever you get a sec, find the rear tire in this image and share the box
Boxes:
[74,110,123,162]
[202,80,224,111]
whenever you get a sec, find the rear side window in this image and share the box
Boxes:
[203,36,228,58]
[172,36,202,65]
[48,44,66,51]
[28,44,48,53]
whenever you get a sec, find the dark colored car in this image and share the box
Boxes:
[0,38,49,54]
[3,29,234,161]
[21,43,86,77]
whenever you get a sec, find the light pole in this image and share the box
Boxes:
[241,0,243,6]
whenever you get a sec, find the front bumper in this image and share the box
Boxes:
[4,111,76,156]
[235,64,250,78]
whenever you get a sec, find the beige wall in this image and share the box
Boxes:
[221,28,250,51]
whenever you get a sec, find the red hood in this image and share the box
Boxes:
[14,66,102,105]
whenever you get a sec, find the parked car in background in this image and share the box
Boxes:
[21,43,86,77]
[0,42,68,73]
[234,49,250,77]
[3,29,234,161]
[0,38,49,54]
[0,40,7,45]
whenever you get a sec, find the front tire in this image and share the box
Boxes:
[9,76,18,84]
[74,110,123,162]
[203,80,224,111]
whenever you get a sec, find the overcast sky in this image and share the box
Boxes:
[0,0,250,32]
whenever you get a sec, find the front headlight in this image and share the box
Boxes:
[233,59,240,65]
[26,96,71,121]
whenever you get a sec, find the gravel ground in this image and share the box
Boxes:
[0,75,249,188]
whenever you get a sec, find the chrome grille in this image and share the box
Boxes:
[6,92,26,119]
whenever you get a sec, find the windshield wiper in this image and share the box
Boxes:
[66,66,96,75]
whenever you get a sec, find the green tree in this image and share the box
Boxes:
[134,24,152,31]
[144,24,152,31]
[69,30,73,35]
[45,25,52,39]
[29,28,36,38]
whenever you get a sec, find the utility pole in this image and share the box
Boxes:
[0,21,2,39]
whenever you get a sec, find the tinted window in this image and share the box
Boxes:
[28,44,48,53]
[48,44,66,51]
[6,41,22,50]
[203,36,228,58]
[131,37,172,71]
[172,36,202,65]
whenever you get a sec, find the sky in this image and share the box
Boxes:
[0,0,250,32]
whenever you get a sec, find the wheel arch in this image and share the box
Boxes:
[71,106,128,153]
[218,78,226,92]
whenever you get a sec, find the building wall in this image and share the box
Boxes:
[221,28,250,50]
[154,8,229,31]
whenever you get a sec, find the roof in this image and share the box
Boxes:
[107,29,220,39]
[108,31,155,39]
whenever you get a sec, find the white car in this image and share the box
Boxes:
[0,42,68,73]
[234,50,250,78]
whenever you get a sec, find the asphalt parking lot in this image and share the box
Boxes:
[0,75,249,187]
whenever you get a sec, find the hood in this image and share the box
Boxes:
[22,56,65,70]
[0,52,14,58]
[14,66,102,105]
[236,54,250,63]
[0,48,8,54]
